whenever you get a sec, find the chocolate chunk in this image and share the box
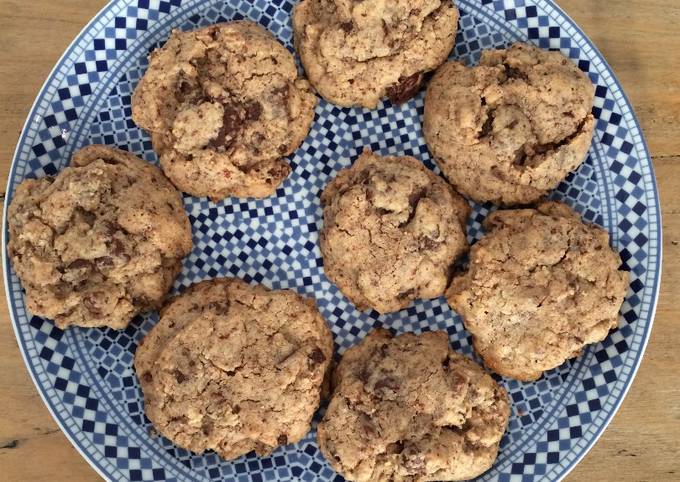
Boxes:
[513,147,528,166]
[374,376,400,392]
[480,110,495,137]
[534,142,557,155]
[340,21,353,33]
[142,372,153,383]
[94,256,114,268]
[173,369,187,383]
[109,238,126,256]
[209,103,243,149]
[408,188,426,210]
[201,420,213,436]
[101,221,118,236]
[503,64,529,81]
[308,348,327,364]
[386,72,424,104]
[402,452,425,473]
[398,188,426,228]
[386,440,405,454]
[397,288,415,300]
[132,296,150,307]
[83,293,104,317]
[272,85,288,98]
[277,434,288,445]
[169,415,189,424]
[245,100,262,121]
[206,300,230,315]
[175,79,193,103]
[420,237,440,250]
[359,413,377,437]
[67,259,91,270]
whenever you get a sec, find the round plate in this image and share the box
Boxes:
[2,0,661,481]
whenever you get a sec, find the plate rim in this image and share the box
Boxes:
[2,0,662,481]
[537,0,663,478]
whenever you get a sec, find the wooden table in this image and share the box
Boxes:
[0,1,678,480]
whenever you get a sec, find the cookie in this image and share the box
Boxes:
[320,150,469,314]
[317,329,509,481]
[134,278,334,460]
[446,201,629,381]
[132,21,317,200]
[7,145,192,330]
[424,42,595,205]
[293,0,459,108]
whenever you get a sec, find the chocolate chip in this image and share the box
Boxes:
[398,188,426,228]
[374,376,400,392]
[271,85,289,108]
[169,415,188,424]
[209,103,243,149]
[402,452,425,473]
[67,259,90,270]
[534,142,556,154]
[396,288,415,300]
[386,440,405,454]
[503,63,529,82]
[245,100,262,121]
[359,413,377,437]
[101,158,119,165]
[175,79,193,103]
[340,21,353,33]
[94,256,114,268]
[445,420,472,435]
[386,72,423,104]
[420,237,439,250]
[226,370,236,376]
[277,434,288,445]
[142,372,153,383]
[308,348,326,365]
[408,188,426,210]
[232,405,241,414]
[480,110,495,137]
[201,420,213,435]
[512,147,528,166]
[110,238,126,256]
[173,369,187,383]
[206,300,230,315]
[83,293,104,317]
[277,143,288,155]
[101,221,118,236]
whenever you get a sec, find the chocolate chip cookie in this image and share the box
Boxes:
[320,150,469,313]
[293,0,459,108]
[135,278,334,460]
[424,42,595,205]
[447,201,629,381]
[7,145,192,330]
[317,328,509,481]
[132,21,317,200]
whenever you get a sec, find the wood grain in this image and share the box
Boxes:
[0,0,678,480]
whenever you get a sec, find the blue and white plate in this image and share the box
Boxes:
[2,1,661,481]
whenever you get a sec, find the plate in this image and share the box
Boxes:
[2,0,661,481]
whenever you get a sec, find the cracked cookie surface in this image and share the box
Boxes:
[132,21,317,200]
[7,145,192,330]
[292,0,459,108]
[317,329,509,482]
[424,42,595,205]
[320,150,469,314]
[447,201,629,381]
[134,278,334,460]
